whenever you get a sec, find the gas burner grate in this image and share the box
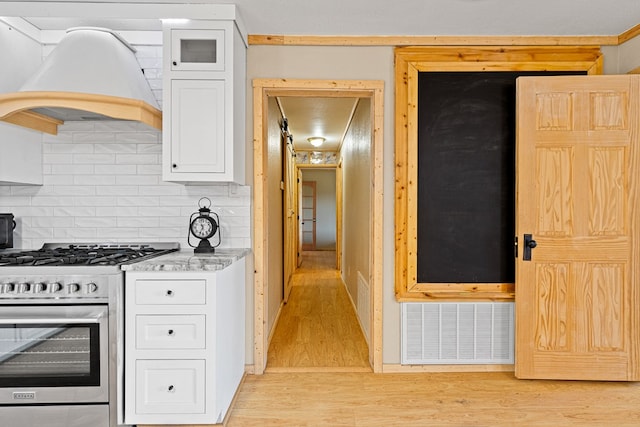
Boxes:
[0,243,178,267]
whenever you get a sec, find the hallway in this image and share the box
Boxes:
[266,251,370,371]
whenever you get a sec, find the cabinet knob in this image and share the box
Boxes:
[166,289,174,297]
[168,385,175,392]
[172,163,177,169]
[168,329,175,336]
[172,61,177,66]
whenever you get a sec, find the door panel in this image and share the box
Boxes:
[515,75,640,381]
[301,181,316,251]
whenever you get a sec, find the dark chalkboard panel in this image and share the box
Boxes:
[417,71,584,284]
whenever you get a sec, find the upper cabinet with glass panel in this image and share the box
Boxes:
[171,29,225,71]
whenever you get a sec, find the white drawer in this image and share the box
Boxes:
[134,279,206,305]
[135,359,205,414]
[136,315,206,349]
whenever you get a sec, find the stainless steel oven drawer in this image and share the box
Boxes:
[0,404,109,427]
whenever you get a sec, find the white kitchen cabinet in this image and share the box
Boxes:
[162,19,246,184]
[124,258,246,425]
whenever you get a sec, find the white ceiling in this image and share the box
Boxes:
[278,97,357,152]
[6,0,640,36]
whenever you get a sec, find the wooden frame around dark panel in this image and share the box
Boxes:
[394,46,603,302]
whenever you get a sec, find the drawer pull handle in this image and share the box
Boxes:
[168,385,175,392]
[168,329,175,336]
[166,290,174,297]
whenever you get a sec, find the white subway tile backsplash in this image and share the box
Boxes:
[53,207,96,217]
[44,143,94,154]
[96,186,139,196]
[51,164,95,175]
[137,165,162,175]
[74,175,117,186]
[115,175,158,186]
[136,143,162,153]
[74,197,118,207]
[74,217,118,228]
[95,143,137,154]
[115,154,159,165]
[73,154,116,164]
[44,175,75,185]
[117,196,159,207]
[100,206,138,217]
[117,133,160,144]
[117,217,160,228]
[31,217,74,228]
[95,165,137,175]
[23,227,54,238]
[139,228,183,238]
[54,186,96,196]
[31,196,75,206]
[137,206,178,217]
[72,132,117,143]
[54,228,98,239]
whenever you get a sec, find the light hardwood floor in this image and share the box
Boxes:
[224,251,640,426]
[266,250,370,371]
[227,371,640,426]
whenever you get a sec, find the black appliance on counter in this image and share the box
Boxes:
[0,213,15,249]
[0,242,179,427]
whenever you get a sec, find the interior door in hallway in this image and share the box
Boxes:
[515,75,640,381]
[301,181,316,251]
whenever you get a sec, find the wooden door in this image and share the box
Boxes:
[515,75,640,381]
[297,168,303,267]
[301,181,317,251]
[283,138,296,303]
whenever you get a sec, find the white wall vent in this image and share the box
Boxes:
[356,271,370,344]
[401,302,514,364]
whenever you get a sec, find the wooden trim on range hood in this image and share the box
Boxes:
[0,91,162,135]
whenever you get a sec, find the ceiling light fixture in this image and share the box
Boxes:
[308,137,325,147]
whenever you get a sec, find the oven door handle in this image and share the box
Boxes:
[0,317,102,325]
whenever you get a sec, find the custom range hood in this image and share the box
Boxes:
[0,27,161,135]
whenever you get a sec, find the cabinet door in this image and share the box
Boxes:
[170,80,225,174]
[170,29,225,71]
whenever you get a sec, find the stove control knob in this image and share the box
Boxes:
[67,283,80,294]
[33,283,47,293]
[18,283,31,293]
[49,282,62,293]
[85,283,98,294]
[0,283,15,293]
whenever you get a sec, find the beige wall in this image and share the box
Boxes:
[247,45,400,363]
[246,42,632,366]
[617,37,640,73]
[341,98,372,305]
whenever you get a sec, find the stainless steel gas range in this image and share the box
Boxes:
[0,243,178,427]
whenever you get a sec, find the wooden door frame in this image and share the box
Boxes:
[253,78,384,374]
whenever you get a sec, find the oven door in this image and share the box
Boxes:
[0,305,108,404]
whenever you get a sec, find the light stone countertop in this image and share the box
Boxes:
[121,248,250,272]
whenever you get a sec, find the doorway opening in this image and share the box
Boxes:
[253,79,384,374]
